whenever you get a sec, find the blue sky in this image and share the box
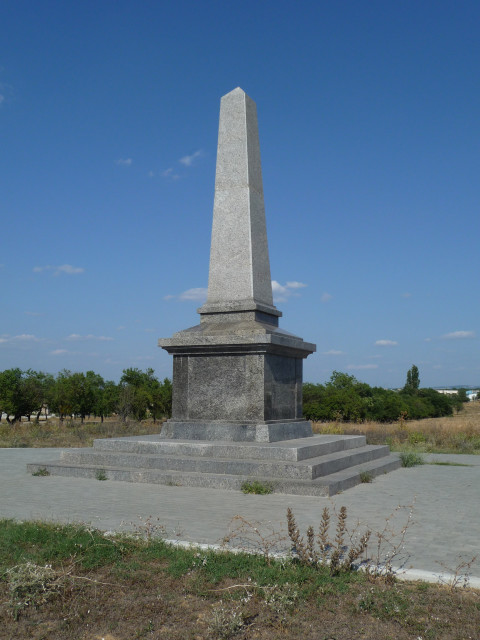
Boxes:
[1,0,478,388]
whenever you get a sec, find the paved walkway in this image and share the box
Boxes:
[2,448,479,585]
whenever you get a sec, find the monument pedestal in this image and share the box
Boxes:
[160,305,315,442]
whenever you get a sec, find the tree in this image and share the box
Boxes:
[95,379,118,422]
[0,369,46,423]
[118,368,159,421]
[151,377,172,422]
[404,365,420,393]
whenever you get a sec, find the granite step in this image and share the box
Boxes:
[57,443,391,481]
[26,454,401,497]
[91,434,367,462]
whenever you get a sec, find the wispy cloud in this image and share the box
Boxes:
[401,292,412,298]
[375,339,398,347]
[50,349,69,355]
[323,349,344,355]
[116,158,132,166]
[15,334,41,341]
[272,280,307,303]
[347,364,379,370]
[179,149,203,167]
[164,287,207,302]
[66,334,113,341]
[161,167,180,180]
[442,330,476,340]
[0,334,42,344]
[320,292,332,303]
[33,264,85,276]
[166,280,308,304]
[179,287,208,302]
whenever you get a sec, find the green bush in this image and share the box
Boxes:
[303,371,457,424]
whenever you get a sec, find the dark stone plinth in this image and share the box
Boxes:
[159,314,315,437]
[160,420,313,443]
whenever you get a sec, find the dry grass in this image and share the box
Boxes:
[313,401,480,454]
[1,519,479,640]
[0,416,163,448]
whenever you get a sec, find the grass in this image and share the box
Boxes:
[399,452,425,467]
[31,467,50,477]
[3,404,480,455]
[312,401,480,455]
[359,470,373,482]
[0,518,479,639]
[0,416,163,448]
[241,480,274,494]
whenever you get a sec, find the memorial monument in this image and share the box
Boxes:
[159,87,316,442]
[28,89,401,495]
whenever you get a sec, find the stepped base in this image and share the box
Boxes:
[27,432,401,497]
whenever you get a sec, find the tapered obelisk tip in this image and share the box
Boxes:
[198,88,280,318]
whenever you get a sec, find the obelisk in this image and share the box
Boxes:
[159,88,315,442]
[199,87,279,318]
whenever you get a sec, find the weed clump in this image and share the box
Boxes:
[400,452,424,467]
[241,480,273,495]
[287,506,371,575]
[31,467,50,477]
[207,602,245,638]
[359,470,373,483]
[5,562,63,618]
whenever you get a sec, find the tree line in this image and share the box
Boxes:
[303,366,468,423]
[0,368,172,424]
[0,365,468,425]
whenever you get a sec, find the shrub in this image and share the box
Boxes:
[400,452,424,467]
[241,480,274,495]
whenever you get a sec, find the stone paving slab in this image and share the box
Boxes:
[1,448,479,583]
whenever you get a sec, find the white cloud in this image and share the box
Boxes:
[166,280,307,304]
[321,292,332,303]
[33,264,84,276]
[375,339,398,347]
[66,334,113,341]
[401,292,412,298]
[51,349,69,355]
[117,325,126,331]
[323,350,344,355]
[161,167,180,180]
[442,330,476,340]
[347,364,379,370]
[272,280,307,303]
[116,158,132,166]
[0,334,42,344]
[179,287,208,302]
[56,264,85,275]
[179,149,203,166]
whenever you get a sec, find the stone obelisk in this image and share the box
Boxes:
[159,88,316,442]
[200,87,279,318]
